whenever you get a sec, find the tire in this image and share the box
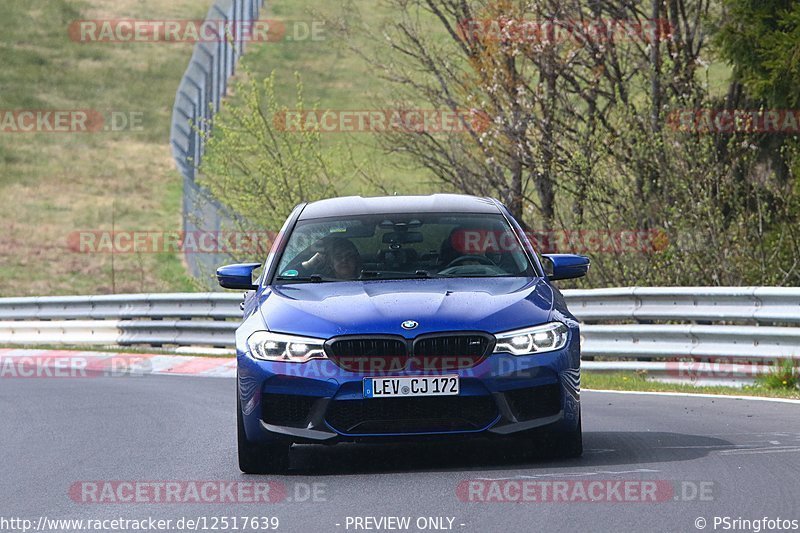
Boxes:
[237,391,290,474]
[547,414,583,459]
[515,412,583,460]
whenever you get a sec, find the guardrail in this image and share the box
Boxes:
[0,294,241,350]
[170,0,264,279]
[0,293,242,321]
[1,288,798,386]
[565,286,800,324]
[0,320,237,348]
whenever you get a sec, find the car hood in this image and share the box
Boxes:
[258,277,554,338]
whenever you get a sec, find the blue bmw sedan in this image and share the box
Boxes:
[217,194,589,473]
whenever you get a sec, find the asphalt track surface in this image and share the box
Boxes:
[1,375,798,533]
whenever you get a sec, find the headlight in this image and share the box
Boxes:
[246,331,327,363]
[493,322,569,355]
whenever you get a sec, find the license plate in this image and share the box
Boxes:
[363,375,459,398]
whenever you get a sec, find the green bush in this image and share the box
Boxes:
[756,359,800,390]
[199,68,362,233]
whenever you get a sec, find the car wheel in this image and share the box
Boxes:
[514,412,583,460]
[546,414,583,459]
[237,391,290,474]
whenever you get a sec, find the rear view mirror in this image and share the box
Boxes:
[382,231,424,244]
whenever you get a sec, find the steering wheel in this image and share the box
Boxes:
[444,255,496,268]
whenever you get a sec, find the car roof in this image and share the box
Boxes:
[298,194,501,220]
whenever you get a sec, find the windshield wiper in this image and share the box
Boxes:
[360,270,434,280]
[275,274,328,283]
[438,273,516,278]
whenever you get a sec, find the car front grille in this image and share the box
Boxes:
[325,333,494,373]
[325,337,408,373]
[410,333,493,370]
[325,395,499,434]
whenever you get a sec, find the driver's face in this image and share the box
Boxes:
[331,250,358,278]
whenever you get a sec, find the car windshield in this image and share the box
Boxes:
[274,213,536,282]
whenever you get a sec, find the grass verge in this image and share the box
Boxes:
[0,0,206,297]
[584,371,800,400]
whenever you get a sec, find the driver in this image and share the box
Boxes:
[439,227,489,267]
[301,237,362,279]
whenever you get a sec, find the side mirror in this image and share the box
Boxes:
[216,263,262,290]
[541,254,590,281]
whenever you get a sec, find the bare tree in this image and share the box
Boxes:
[337,0,800,286]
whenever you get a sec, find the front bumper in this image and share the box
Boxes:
[238,347,580,443]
